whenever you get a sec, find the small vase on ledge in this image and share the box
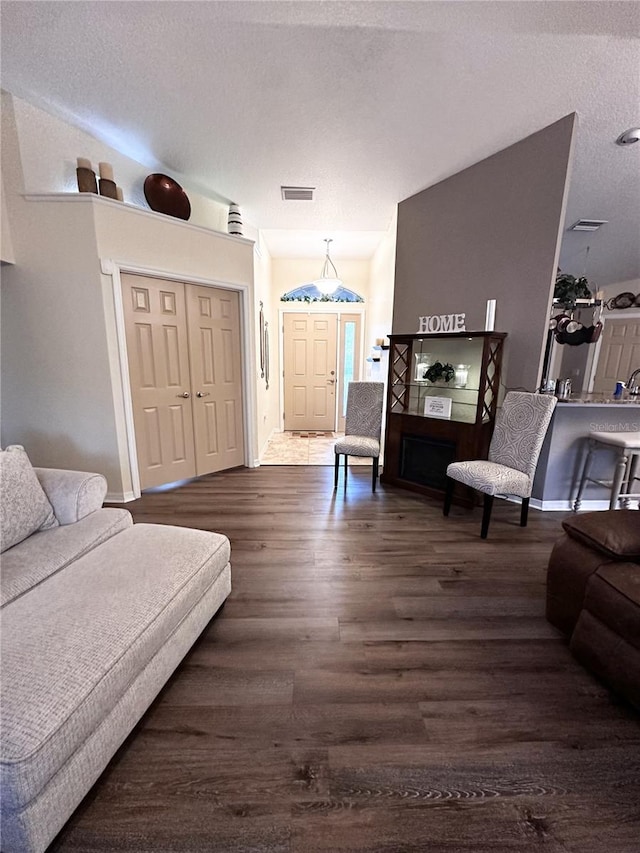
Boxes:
[76,158,98,194]
[227,203,243,236]
[98,162,118,200]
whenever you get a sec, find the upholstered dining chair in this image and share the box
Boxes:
[443,391,557,538]
[334,381,385,492]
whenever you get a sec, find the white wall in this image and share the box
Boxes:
[10,95,229,232]
[1,92,256,498]
[366,209,397,351]
[272,257,371,300]
[252,232,280,455]
[601,277,640,305]
[1,182,15,264]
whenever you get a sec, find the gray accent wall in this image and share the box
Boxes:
[393,114,577,392]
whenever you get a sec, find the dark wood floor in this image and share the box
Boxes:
[52,466,640,852]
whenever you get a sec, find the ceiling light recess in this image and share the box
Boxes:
[281,186,315,201]
[314,238,342,295]
[569,219,608,232]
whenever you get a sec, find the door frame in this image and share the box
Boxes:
[101,258,257,500]
[278,304,366,433]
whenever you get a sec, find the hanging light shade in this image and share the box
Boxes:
[314,238,342,295]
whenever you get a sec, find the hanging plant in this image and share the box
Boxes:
[554,272,592,306]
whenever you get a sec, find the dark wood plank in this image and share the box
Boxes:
[49,466,640,852]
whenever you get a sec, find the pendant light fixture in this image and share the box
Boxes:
[314,238,342,295]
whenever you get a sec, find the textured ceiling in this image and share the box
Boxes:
[1,1,639,282]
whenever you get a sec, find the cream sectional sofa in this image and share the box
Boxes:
[0,446,231,852]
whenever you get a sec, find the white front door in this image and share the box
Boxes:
[283,313,338,431]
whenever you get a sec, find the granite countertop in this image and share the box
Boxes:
[556,393,640,406]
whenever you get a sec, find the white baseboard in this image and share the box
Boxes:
[259,427,281,460]
[504,495,621,512]
[529,498,619,512]
[105,490,136,504]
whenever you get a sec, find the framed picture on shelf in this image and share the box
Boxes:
[424,395,452,419]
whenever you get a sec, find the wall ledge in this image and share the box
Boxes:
[22,193,255,247]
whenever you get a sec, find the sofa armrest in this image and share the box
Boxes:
[562,510,640,561]
[34,468,107,525]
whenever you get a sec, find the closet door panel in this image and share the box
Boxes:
[187,285,244,474]
[122,274,196,489]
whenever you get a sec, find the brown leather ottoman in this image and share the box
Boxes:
[546,510,640,709]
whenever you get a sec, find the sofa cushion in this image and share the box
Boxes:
[0,523,231,811]
[446,460,531,498]
[334,436,380,457]
[0,508,133,607]
[562,510,640,560]
[585,562,640,649]
[0,446,58,553]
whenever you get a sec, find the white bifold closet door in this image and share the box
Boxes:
[122,274,244,490]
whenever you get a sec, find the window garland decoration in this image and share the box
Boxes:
[281,283,363,303]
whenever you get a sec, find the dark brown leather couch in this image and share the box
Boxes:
[546,509,640,710]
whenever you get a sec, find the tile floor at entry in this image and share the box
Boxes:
[260,431,374,466]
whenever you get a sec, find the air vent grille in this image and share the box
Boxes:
[569,219,608,232]
[281,186,315,201]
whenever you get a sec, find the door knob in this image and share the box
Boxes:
[177,392,190,398]
[326,379,335,384]
[196,391,211,398]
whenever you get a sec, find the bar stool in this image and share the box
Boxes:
[573,431,640,511]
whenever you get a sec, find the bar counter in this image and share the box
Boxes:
[531,396,640,511]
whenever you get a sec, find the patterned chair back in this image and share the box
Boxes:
[488,391,557,480]
[344,382,385,440]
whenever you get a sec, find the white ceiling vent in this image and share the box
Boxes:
[281,186,315,201]
[569,219,608,232]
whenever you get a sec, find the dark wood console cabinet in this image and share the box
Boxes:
[381,331,506,504]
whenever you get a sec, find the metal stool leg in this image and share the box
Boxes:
[610,449,630,509]
[573,438,596,512]
[619,452,639,508]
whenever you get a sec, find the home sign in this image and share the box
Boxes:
[417,313,466,333]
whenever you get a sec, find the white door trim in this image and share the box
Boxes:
[101,258,257,501]
[278,304,366,433]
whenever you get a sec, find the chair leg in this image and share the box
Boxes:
[520,497,530,527]
[334,453,340,490]
[481,494,494,539]
[344,454,348,485]
[372,457,378,492]
[443,477,455,516]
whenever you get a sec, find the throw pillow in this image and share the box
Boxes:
[0,445,59,553]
